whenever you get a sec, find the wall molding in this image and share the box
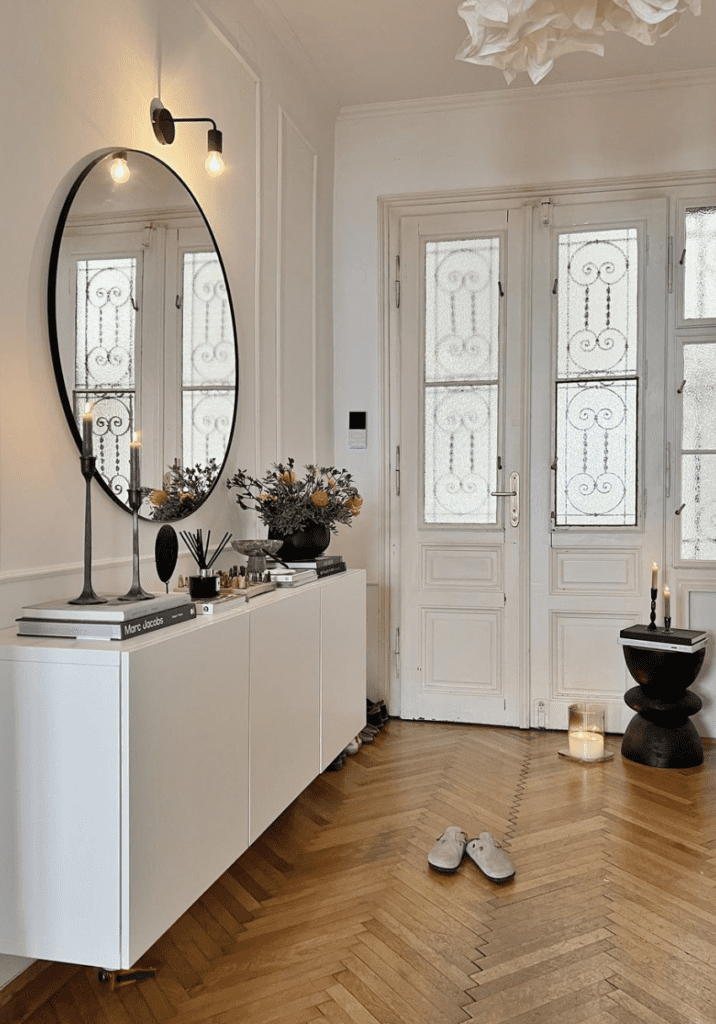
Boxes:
[0,960,80,1024]
[339,66,716,121]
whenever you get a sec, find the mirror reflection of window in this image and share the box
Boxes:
[181,251,235,468]
[74,256,137,502]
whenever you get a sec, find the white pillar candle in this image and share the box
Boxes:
[651,562,658,590]
[664,586,671,619]
[129,431,142,491]
[81,403,94,458]
[568,731,604,760]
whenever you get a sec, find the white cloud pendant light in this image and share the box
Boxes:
[456,0,701,85]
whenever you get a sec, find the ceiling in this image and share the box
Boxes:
[246,0,714,108]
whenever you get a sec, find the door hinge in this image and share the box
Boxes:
[395,444,401,496]
[539,198,552,226]
[395,627,400,679]
[395,255,401,308]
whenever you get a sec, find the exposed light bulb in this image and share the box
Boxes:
[205,149,224,177]
[109,152,130,184]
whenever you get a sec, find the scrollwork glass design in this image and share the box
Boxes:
[74,257,137,498]
[182,252,235,465]
[554,229,638,526]
[424,238,500,525]
[684,207,716,320]
[681,343,716,560]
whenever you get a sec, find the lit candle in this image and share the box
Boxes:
[129,430,141,491]
[568,731,604,761]
[664,586,671,620]
[651,562,658,590]
[81,402,94,458]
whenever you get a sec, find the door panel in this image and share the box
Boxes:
[398,209,526,725]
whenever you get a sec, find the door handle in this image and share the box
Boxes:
[491,472,519,527]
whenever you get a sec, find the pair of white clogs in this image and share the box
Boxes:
[427,826,515,882]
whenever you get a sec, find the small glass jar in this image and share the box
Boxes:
[567,702,606,761]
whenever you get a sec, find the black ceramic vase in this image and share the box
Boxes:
[269,523,331,561]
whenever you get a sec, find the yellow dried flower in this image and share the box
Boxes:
[279,470,297,485]
[150,489,169,507]
[179,491,193,502]
[347,496,363,516]
[327,477,337,488]
[311,490,329,507]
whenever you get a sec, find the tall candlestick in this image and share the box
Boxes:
[129,430,141,491]
[81,403,94,458]
[664,586,671,620]
[651,561,658,589]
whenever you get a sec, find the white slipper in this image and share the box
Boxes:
[466,833,515,882]
[427,826,467,874]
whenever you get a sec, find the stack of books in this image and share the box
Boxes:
[16,592,196,641]
[269,554,347,579]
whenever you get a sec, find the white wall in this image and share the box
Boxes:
[0,0,335,992]
[332,72,716,699]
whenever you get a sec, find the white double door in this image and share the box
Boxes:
[394,195,667,729]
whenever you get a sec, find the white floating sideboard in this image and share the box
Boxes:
[0,570,366,971]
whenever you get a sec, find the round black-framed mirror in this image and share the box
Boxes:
[48,148,239,521]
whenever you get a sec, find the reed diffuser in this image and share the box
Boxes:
[180,529,232,599]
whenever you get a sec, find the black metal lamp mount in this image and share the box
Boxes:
[151,103,224,177]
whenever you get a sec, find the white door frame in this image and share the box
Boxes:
[378,170,716,725]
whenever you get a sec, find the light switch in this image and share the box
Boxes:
[348,411,367,449]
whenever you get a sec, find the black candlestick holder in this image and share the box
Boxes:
[118,487,154,602]
[648,587,657,629]
[664,616,672,632]
[69,455,107,605]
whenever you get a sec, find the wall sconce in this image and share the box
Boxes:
[108,151,130,184]
[151,103,224,177]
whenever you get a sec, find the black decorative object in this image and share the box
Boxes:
[155,525,179,593]
[69,454,108,605]
[619,624,707,768]
[269,523,331,562]
[648,587,657,629]
[118,488,154,602]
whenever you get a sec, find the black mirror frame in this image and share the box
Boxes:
[47,148,239,521]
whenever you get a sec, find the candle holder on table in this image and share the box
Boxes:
[558,702,613,763]
[619,623,707,768]
[69,454,108,605]
[118,487,154,602]
[648,588,658,629]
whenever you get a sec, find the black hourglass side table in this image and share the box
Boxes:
[619,624,707,769]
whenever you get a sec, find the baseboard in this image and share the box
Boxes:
[0,960,81,1024]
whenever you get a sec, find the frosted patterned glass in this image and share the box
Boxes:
[684,208,716,320]
[683,344,716,450]
[425,238,499,382]
[681,455,716,560]
[557,229,637,379]
[182,252,235,467]
[75,258,136,389]
[424,385,497,524]
[555,380,637,526]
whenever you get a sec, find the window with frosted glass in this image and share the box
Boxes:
[680,343,716,559]
[424,238,499,524]
[74,257,136,502]
[554,229,638,526]
[182,252,235,467]
[684,207,716,320]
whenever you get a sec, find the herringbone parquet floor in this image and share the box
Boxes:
[16,720,716,1024]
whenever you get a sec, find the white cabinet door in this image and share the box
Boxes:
[249,590,321,842]
[320,571,366,769]
[0,654,122,967]
[122,615,250,967]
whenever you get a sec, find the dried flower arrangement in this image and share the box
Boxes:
[226,458,362,535]
[144,459,220,521]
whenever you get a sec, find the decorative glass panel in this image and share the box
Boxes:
[557,229,637,379]
[555,380,637,526]
[682,344,716,450]
[74,257,137,501]
[425,238,499,383]
[75,391,134,504]
[681,455,716,560]
[183,389,234,467]
[182,252,235,467]
[684,207,716,320]
[424,385,498,525]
